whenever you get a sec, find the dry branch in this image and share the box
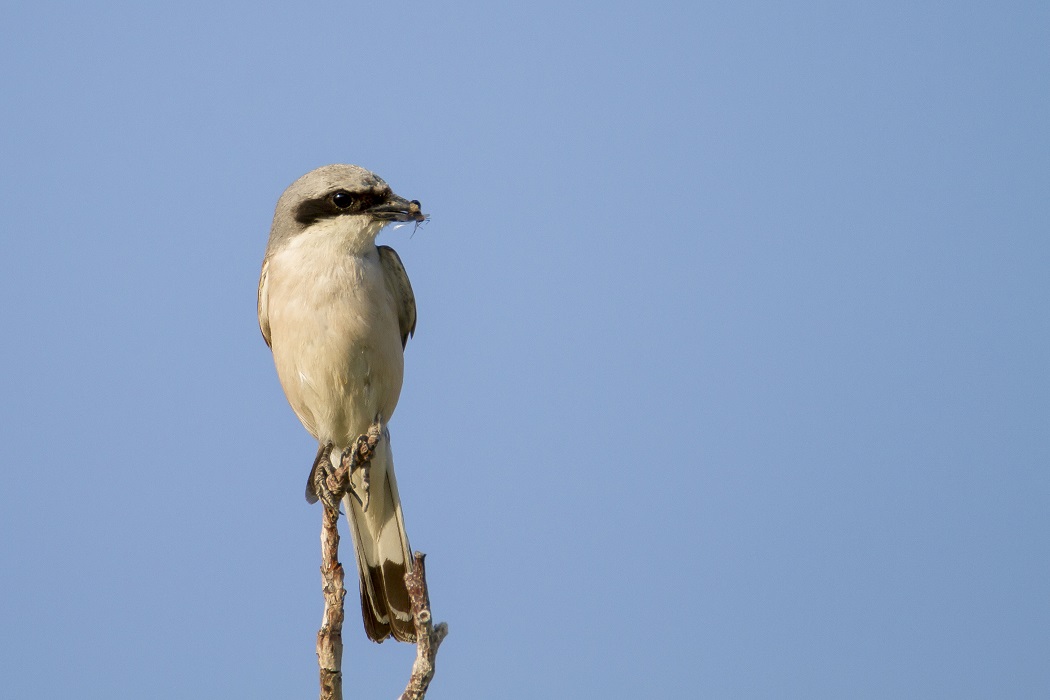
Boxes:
[400,552,449,700]
[317,499,345,700]
[312,438,447,700]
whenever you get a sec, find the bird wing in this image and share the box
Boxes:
[258,258,272,348]
[377,245,416,348]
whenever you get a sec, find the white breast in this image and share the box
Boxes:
[263,228,405,447]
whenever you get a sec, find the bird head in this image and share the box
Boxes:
[268,164,425,253]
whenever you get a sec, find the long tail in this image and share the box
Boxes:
[342,437,416,643]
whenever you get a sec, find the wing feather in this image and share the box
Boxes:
[377,245,416,348]
[258,258,272,348]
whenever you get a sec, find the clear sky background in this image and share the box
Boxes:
[1,2,1047,698]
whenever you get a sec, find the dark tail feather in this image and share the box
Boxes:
[304,443,327,504]
[344,440,416,643]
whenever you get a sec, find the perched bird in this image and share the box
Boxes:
[258,164,424,642]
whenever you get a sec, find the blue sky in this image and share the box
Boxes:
[1,1,1048,697]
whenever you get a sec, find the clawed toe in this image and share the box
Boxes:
[308,418,385,512]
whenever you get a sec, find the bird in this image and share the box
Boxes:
[258,164,424,643]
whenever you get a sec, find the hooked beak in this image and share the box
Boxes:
[367,193,426,223]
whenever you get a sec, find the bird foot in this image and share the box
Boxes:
[312,418,384,512]
[311,446,343,511]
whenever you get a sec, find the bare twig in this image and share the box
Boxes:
[312,424,448,700]
[317,499,345,700]
[400,553,449,700]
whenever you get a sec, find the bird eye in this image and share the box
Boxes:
[331,191,354,209]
